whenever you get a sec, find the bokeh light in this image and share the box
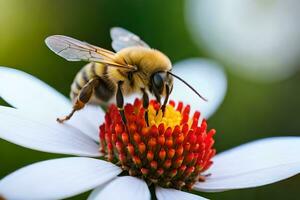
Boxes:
[186,0,300,82]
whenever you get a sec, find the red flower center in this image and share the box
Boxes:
[99,99,216,190]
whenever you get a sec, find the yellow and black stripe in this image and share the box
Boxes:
[70,63,116,103]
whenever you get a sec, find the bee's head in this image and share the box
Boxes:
[150,71,173,103]
[150,69,207,107]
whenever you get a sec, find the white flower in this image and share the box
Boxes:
[186,0,300,82]
[0,60,299,200]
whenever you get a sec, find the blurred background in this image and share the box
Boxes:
[0,0,300,199]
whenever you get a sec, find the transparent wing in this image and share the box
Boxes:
[45,35,135,70]
[110,27,150,52]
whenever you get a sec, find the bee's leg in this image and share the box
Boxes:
[154,94,161,106]
[57,78,99,123]
[116,81,127,124]
[141,88,149,126]
[161,85,170,115]
[152,90,161,116]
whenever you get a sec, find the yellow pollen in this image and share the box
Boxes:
[148,105,182,129]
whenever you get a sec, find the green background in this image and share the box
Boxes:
[0,0,299,199]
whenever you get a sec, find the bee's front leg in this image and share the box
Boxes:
[161,84,170,115]
[57,78,99,123]
[141,88,149,126]
[116,81,127,124]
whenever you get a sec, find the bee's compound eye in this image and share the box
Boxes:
[152,72,164,93]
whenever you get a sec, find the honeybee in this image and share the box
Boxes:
[45,27,206,124]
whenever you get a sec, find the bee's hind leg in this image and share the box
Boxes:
[57,78,100,123]
[56,99,84,123]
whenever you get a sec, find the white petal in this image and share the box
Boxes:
[171,58,227,118]
[0,66,70,116]
[194,137,300,192]
[156,187,208,200]
[79,104,105,135]
[88,176,150,200]
[0,106,101,157]
[0,157,121,200]
[0,66,104,141]
[69,106,103,142]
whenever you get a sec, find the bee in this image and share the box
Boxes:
[45,27,206,124]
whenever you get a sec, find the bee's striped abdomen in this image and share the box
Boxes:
[70,62,116,104]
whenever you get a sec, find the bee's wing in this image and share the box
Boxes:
[110,27,150,52]
[45,35,135,70]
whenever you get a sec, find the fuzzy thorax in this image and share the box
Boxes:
[109,47,172,93]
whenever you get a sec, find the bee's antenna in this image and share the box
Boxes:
[167,71,208,102]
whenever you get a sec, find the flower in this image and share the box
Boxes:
[0,61,299,200]
[186,0,300,82]
[100,99,216,190]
